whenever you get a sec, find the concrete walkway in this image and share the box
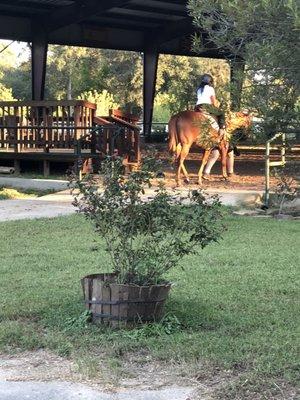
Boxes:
[0,381,194,400]
[0,176,268,222]
[0,191,75,222]
[0,176,69,191]
[0,187,265,222]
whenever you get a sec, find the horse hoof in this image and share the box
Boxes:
[227,173,236,179]
[184,178,190,184]
[202,174,210,181]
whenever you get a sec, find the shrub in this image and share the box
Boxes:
[72,158,225,286]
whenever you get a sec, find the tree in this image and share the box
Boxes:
[78,89,119,116]
[101,50,143,114]
[46,46,97,100]
[0,42,19,100]
[154,54,230,120]
[188,0,300,137]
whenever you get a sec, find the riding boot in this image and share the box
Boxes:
[233,146,240,156]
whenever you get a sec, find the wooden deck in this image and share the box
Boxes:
[0,101,140,176]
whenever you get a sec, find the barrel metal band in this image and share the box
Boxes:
[85,299,165,305]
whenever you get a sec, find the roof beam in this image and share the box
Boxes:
[40,0,130,33]
[130,0,186,12]
[146,17,195,46]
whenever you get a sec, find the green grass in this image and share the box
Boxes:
[0,187,35,200]
[0,214,299,398]
[0,186,56,199]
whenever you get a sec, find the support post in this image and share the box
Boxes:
[143,50,159,137]
[31,26,48,101]
[14,160,20,175]
[43,159,50,177]
[230,59,245,111]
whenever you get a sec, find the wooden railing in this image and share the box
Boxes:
[0,102,141,175]
[0,100,96,151]
[108,109,140,165]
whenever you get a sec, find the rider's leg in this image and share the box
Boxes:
[201,105,226,137]
[227,150,234,175]
[203,148,219,176]
[198,149,212,185]
[216,112,226,139]
[220,141,229,179]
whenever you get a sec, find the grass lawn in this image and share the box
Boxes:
[0,186,55,200]
[0,214,299,398]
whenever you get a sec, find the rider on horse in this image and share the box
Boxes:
[195,73,226,139]
[195,73,236,179]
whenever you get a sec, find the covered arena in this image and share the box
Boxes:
[0,4,300,399]
[0,0,298,198]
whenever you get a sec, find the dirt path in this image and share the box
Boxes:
[0,350,221,399]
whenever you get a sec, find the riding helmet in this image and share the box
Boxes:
[201,73,214,86]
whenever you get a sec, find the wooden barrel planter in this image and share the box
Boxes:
[81,273,171,327]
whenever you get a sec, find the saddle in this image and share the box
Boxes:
[194,105,219,131]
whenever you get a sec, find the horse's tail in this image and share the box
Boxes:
[168,115,182,161]
[168,116,177,153]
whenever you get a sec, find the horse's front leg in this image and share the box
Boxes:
[198,149,212,185]
[220,141,229,180]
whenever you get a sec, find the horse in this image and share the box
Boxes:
[168,110,252,185]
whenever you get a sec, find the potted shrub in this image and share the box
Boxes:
[72,157,225,327]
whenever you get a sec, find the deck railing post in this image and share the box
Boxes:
[265,141,270,207]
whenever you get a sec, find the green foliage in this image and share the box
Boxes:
[64,310,92,333]
[0,187,33,200]
[78,89,119,115]
[156,55,230,114]
[272,166,300,214]
[153,93,171,123]
[72,158,225,285]
[188,0,300,138]
[101,50,142,113]
[0,186,55,200]
[0,82,14,101]
[0,42,17,100]
[109,314,182,340]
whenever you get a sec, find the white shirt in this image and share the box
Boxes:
[196,85,215,105]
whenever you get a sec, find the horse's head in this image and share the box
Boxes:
[227,110,252,136]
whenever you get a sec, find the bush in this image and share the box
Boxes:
[72,158,225,286]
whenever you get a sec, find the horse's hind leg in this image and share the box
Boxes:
[198,149,211,185]
[177,143,191,185]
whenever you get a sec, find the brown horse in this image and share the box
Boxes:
[168,110,252,185]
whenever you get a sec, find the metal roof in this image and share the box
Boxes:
[0,0,225,58]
